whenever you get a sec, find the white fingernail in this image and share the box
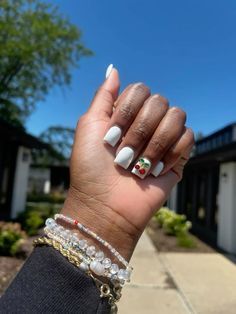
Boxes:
[151,161,164,177]
[103,126,122,147]
[105,64,113,79]
[114,147,134,169]
[131,157,152,179]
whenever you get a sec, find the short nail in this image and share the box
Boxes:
[151,161,164,177]
[131,157,152,179]
[105,64,113,79]
[103,126,122,147]
[114,147,134,169]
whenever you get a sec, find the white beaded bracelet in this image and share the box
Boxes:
[54,213,131,269]
[45,218,132,284]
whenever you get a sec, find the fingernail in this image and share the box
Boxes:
[114,147,134,169]
[105,64,113,79]
[151,161,164,177]
[103,125,122,147]
[131,157,152,179]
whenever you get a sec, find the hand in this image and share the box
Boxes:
[62,67,194,260]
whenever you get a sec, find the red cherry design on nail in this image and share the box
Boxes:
[135,164,140,169]
[139,169,146,175]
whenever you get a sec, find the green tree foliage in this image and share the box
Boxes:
[40,126,75,161]
[31,125,74,166]
[195,132,204,141]
[0,0,92,126]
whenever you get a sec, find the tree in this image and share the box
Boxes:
[0,0,92,127]
[195,132,204,141]
[40,126,75,161]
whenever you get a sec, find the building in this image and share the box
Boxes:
[0,118,46,220]
[168,122,236,254]
[28,164,69,195]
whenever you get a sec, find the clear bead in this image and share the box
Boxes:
[62,230,70,240]
[110,263,119,275]
[45,218,55,227]
[56,226,63,233]
[71,234,78,243]
[123,269,131,281]
[95,251,104,262]
[78,239,88,250]
[90,260,105,276]
[86,245,96,257]
[102,258,111,269]
[117,269,125,280]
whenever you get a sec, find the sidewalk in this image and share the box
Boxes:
[118,231,236,314]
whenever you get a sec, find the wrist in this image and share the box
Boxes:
[61,187,140,261]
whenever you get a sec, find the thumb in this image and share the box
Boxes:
[89,64,120,118]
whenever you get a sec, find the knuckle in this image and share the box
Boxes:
[169,148,181,161]
[149,137,166,155]
[131,82,150,95]
[151,94,169,108]
[131,122,149,141]
[119,105,136,121]
[169,106,186,122]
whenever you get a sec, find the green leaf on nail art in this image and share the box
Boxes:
[140,158,144,163]
[144,162,150,167]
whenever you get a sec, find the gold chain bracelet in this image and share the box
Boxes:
[33,237,121,313]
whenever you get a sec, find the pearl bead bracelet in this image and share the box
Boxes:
[45,218,132,284]
[54,213,131,269]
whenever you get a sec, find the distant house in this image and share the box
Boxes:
[28,163,69,195]
[168,122,236,254]
[0,118,46,220]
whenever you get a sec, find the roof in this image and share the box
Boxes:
[0,118,48,149]
[194,122,236,157]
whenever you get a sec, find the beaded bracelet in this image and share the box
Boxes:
[33,236,121,313]
[54,214,131,269]
[44,218,132,284]
[44,222,131,285]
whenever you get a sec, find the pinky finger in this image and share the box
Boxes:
[159,128,195,177]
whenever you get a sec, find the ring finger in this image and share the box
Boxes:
[131,107,186,179]
[114,94,169,169]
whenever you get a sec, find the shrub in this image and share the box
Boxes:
[154,207,196,248]
[0,222,26,256]
[18,204,58,235]
[27,193,66,204]
[177,233,196,248]
[23,211,44,236]
[163,213,192,236]
[155,207,174,227]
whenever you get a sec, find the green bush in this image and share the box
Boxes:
[155,207,174,227]
[27,193,66,204]
[155,207,192,236]
[19,211,44,236]
[18,204,58,235]
[0,222,26,256]
[177,233,196,248]
[154,207,196,248]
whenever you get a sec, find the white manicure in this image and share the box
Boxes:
[103,126,122,147]
[114,147,134,169]
[151,161,164,177]
[105,64,113,79]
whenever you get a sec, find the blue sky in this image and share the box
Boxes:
[26,0,236,138]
